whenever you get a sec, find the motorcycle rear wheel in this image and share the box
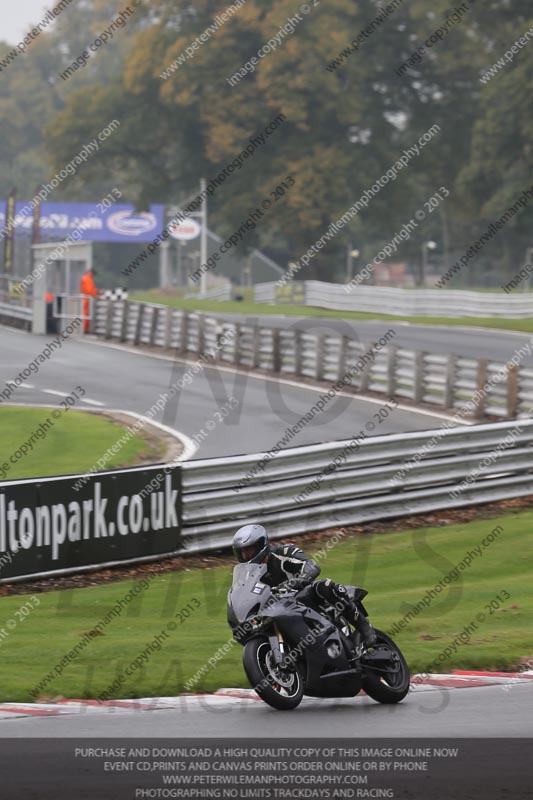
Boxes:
[243,637,304,711]
[361,629,410,703]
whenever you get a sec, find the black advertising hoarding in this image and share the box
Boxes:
[3,188,16,273]
[0,465,182,582]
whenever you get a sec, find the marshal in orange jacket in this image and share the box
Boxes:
[80,270,98,333]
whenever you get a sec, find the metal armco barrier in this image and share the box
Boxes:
[255,280,533,319]
[0,301,32,330]
[0,465,181,583]
[1,421,532,582]
[94,297,533,419]
[0,274,32,330]
[180,420,533,554]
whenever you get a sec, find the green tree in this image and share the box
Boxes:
[33,0,533,284]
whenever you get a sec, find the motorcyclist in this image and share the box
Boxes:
[232,523,377,647]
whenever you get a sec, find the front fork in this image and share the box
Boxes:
[268,626,285,667]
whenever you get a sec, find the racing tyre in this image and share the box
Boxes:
[243,637,304,711]
[361,629,410,703]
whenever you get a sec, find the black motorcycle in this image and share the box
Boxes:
[227,562,410,711]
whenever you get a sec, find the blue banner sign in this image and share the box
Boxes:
[0,201,164,243]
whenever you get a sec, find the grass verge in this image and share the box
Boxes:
[0,509,531,702]
[0,408,158,481]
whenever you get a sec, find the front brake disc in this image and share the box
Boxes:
[265,652,295,688]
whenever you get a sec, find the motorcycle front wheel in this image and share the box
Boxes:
[361,629,410,703]
[243,637,304,711]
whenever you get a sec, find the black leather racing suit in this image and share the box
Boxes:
[263,543,321,589]
[263,543,375,644]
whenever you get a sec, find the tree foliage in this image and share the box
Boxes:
[2,0,532,282]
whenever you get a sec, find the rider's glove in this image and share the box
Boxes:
[271,582,291,598]
[288,576,308,592]
[273,577,307,596]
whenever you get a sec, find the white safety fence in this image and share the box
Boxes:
[94,298,533,419]
[255,281,533,319]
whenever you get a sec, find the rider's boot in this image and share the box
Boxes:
[354,612,377,647]
[330,583,377,648]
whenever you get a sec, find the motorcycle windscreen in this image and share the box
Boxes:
[231,562,267,590]
[229,563,271,622]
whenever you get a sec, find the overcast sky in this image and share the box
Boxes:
[3,0,50,44]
